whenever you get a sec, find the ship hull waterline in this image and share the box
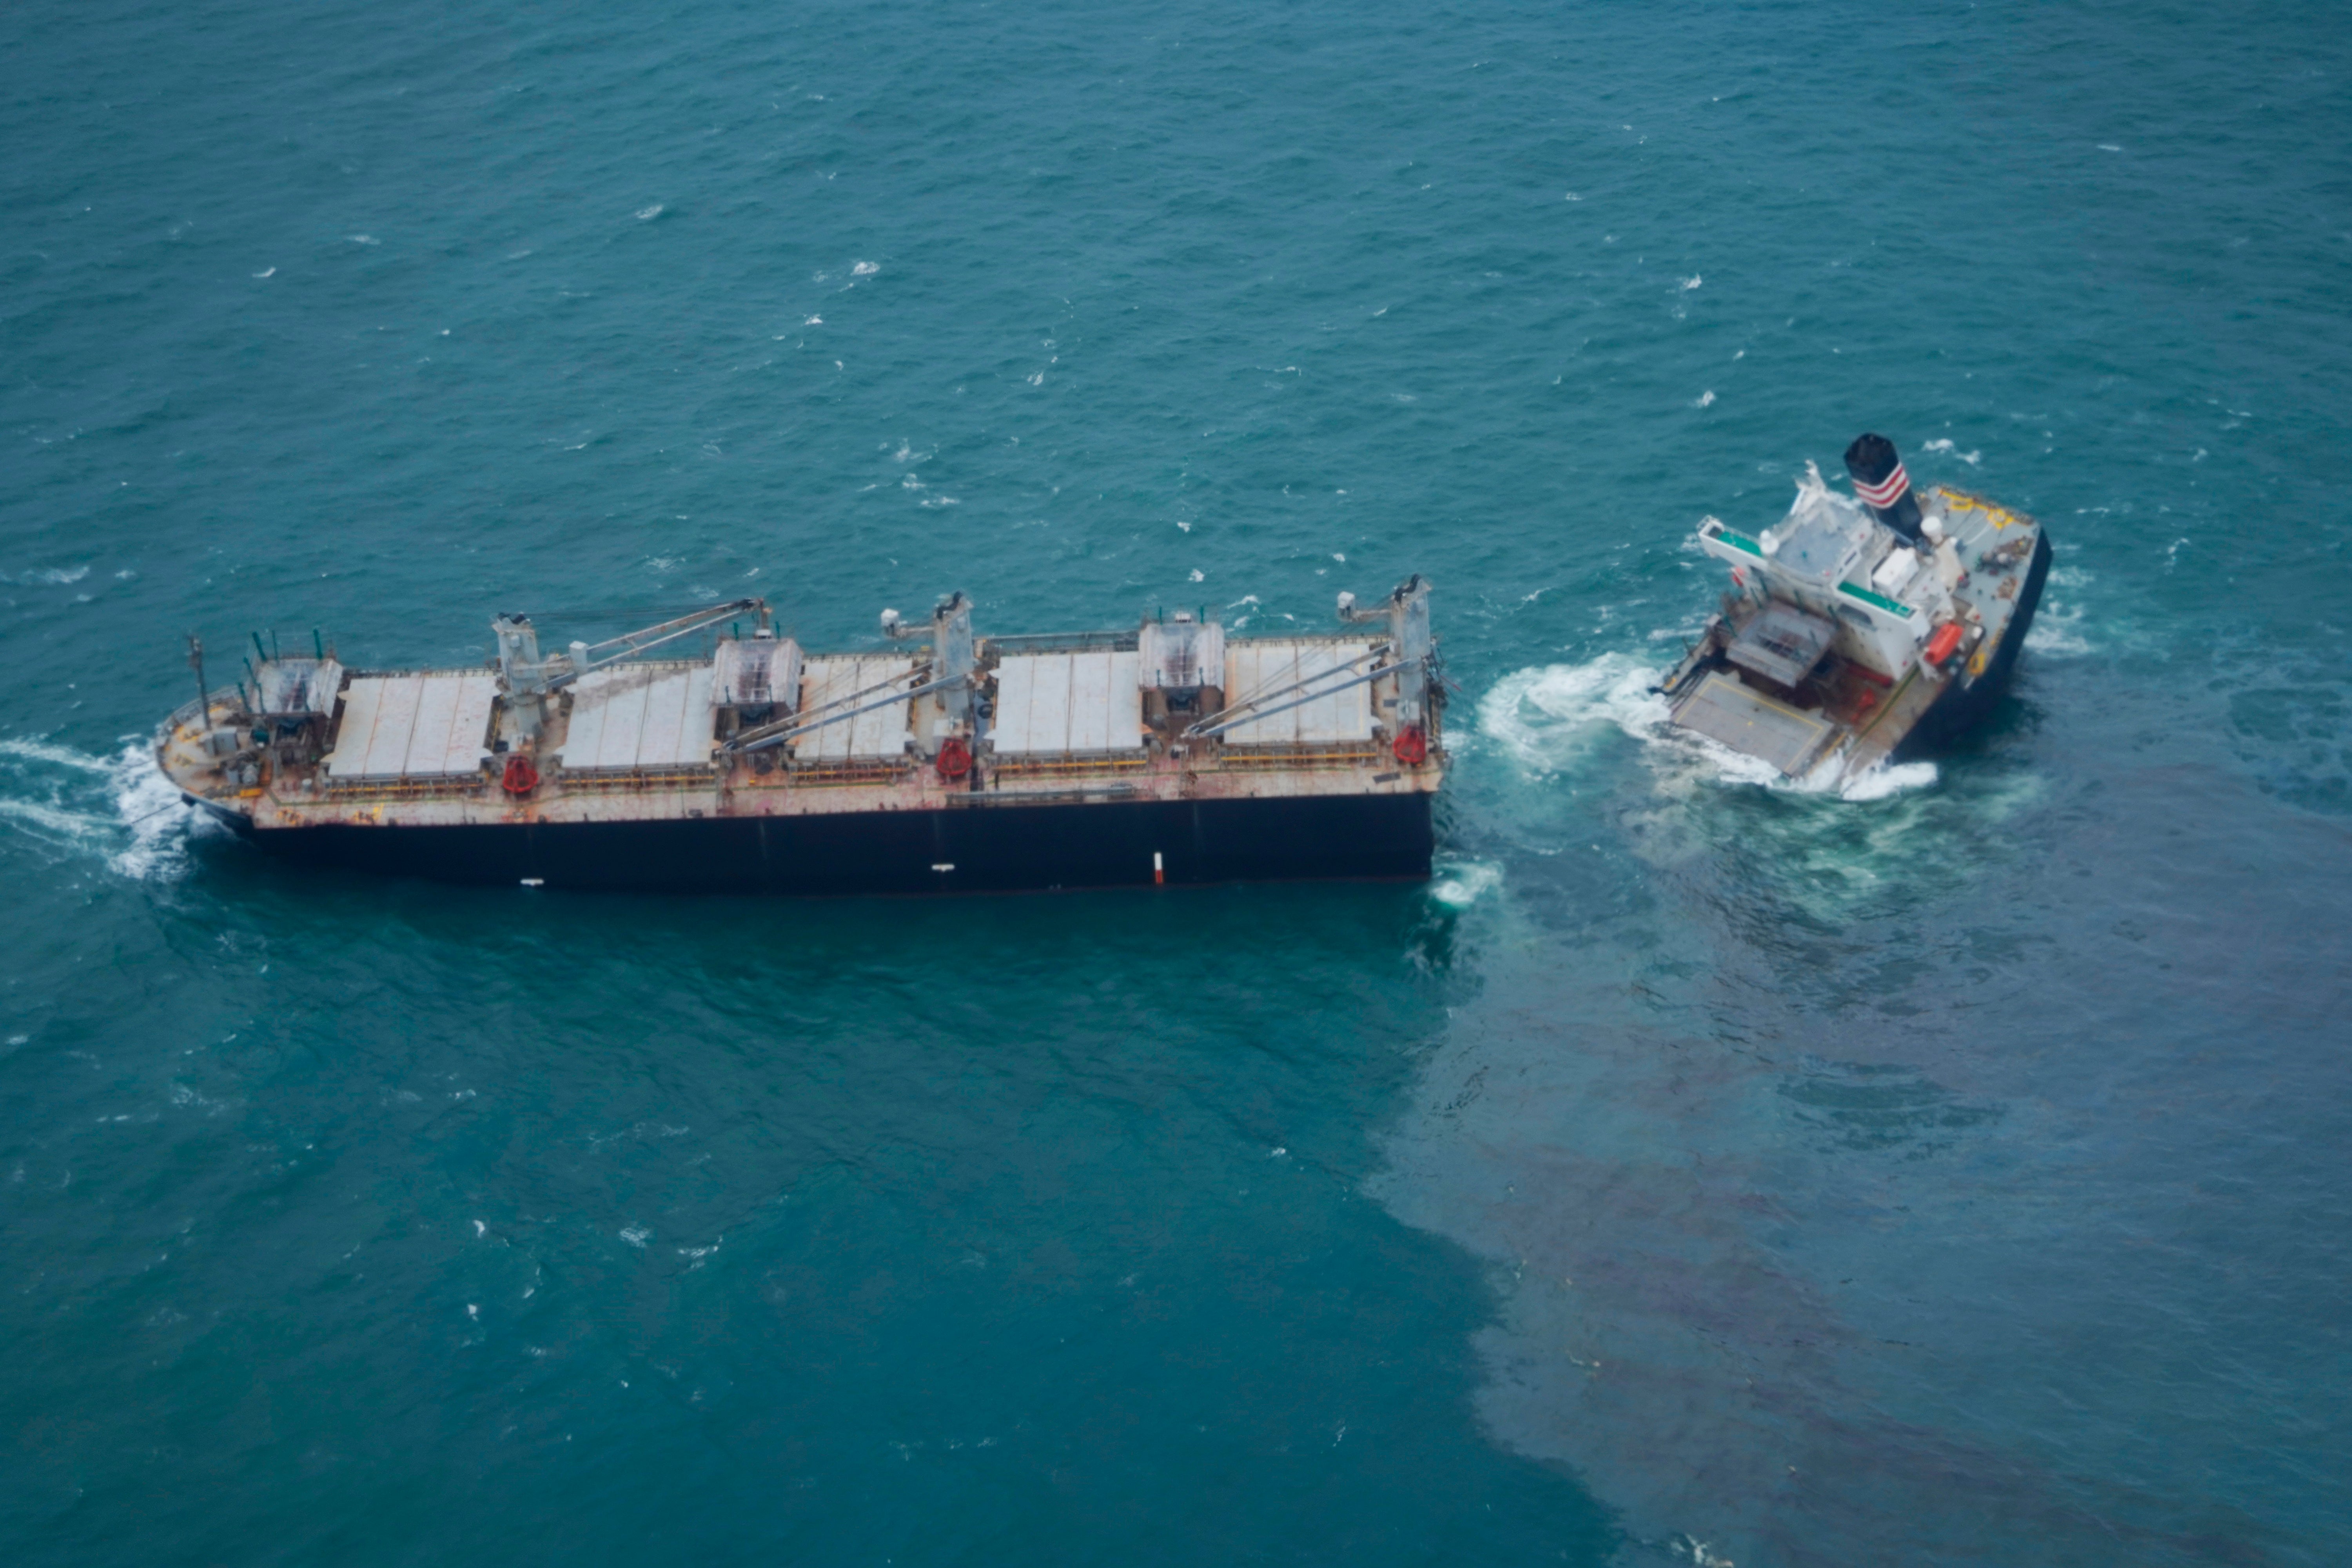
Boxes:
[189,790,1436,896]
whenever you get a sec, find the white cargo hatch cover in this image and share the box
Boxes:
[991,650,1143,756]
[561,662,717,771]
[795,655,916,762]
[1220,640,1378,746]
[325,672,499,780]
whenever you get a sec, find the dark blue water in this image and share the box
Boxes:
[5,2,2349,1562]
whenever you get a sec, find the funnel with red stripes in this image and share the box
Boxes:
[1843,432,1925,544]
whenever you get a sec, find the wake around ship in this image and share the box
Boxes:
[154,578,1445,894]
[1658,433,2053,787]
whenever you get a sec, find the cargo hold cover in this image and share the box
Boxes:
[1671,671,1835,776]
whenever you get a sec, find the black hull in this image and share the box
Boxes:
[1894,527,2054,760]
[220,792,1435,895]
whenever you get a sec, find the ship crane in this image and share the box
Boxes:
[492,599,768,739]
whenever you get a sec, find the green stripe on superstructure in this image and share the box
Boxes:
[1716,528,1764,558]
[1837,580,1913,617]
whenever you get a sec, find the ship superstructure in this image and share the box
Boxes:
[156,579,1445,893]
[1657,433,2053,785]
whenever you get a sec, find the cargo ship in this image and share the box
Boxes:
[1657,433,2052,786]
[156,578,1445,894]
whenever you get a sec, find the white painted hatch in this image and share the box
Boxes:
[991,650,1143,756]
[561,662,717,771]
[1220,640,1379,746]
[795,655,916,762]
[324,672,499,780]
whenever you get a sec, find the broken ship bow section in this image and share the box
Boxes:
[156,581,1446,893]
[1659,434,2051,785]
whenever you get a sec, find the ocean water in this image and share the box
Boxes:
[4,1,2350,1562]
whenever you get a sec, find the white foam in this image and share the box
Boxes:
[1477,656,1671,775]
[110,740,212,879]
[634,204,664,221]
[0,737,111,774]
[1480,659,1942,800]
[4,566,89,586]
[1430,861,1502,909]
[1838,760,1938,802]
[0,795,104,840]
[2025,601,2092,656]
[851,260,879,276]
[0,737,211,879]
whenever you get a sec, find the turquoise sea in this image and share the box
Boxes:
[5,2,2350,1562]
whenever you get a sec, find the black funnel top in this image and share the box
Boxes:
[1843,432,1924,543]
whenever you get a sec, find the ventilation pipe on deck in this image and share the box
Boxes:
[1844,433,1925,544]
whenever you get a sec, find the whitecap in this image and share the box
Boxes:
[1679,274,1701,291]
[634,204,664,221]
[1188,568,1205,582]
[347,234,379,246]
[851,260,878,276]
[252,267,275,279]
[1695,390,1716,408]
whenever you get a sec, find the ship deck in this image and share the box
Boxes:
[159,628,1442,836]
